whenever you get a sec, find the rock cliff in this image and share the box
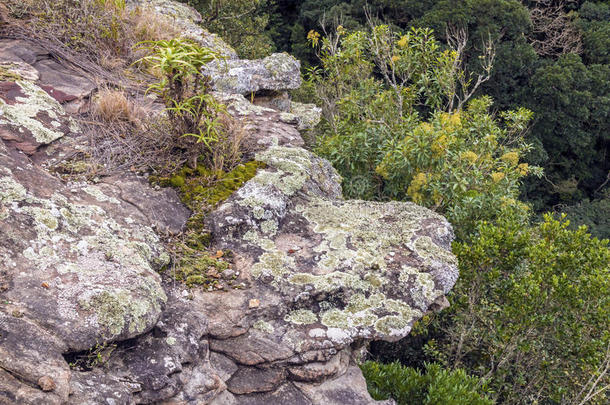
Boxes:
[0,1,458,404]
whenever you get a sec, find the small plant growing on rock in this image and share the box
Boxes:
[137,39,223,165]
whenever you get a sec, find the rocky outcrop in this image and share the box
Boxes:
[194,146,456,403]
[0,77,189,403]
[0,1,458,404]
[205,53,302,95]
[0,39,95,115]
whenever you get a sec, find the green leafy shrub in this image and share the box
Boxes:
[308,25,540,236]
[443,213,610,404]
[137,38,223,164]
[361,361,493,405]
[376,97,541,237]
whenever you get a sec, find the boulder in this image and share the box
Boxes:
[205,53,302,95]
[193,142,457,402]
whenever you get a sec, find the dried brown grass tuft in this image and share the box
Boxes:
[132,7,181,42]
[2,0,184,76]
[207,114,249,173]
[94,89,134,122]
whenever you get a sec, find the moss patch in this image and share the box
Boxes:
[169,249,232,288]
[153,160,263,288]
[154,160,264,222]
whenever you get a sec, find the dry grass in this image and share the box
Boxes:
[132,7,181,43]
[94,88,135,123]
[208,114,249,173]
[2,0,183,76]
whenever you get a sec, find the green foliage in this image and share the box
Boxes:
[522,53,610,209]
[306,19,609,405]
[558,190,610,240]
[67,342,117,371]
[361,361,493,405]
[308,25,539,237]
[443,214,610,403]
[377,98,540,236]
[267,0,610,232]
[137,39,223,150]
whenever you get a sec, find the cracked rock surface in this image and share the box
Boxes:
[0,0,458,403]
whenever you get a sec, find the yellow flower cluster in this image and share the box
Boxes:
[397,35,408,48]
[420,122,433,132]
[440,112,461,130]
[307,30,320,46]
[460,151,478,164]
[407,172,428,203]
[491,171,505,183]
[432,134,448,156]
[517,163,529,175]
[500,151,519,166]
[391,55,400,63]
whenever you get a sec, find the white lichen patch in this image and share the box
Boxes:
[83,186,121,204]
[285,309,318,325]
[253,320,275,333]
[0,80,77,144]
[253,146,314,196]
[0,174,27,203]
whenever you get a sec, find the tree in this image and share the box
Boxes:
[522,53,610,210]
[309,25,610,405]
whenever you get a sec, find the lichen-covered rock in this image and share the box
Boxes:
[195,143,458,402]
[0,80,79,154]
[288,102,322,131]
[218,93,304,153]
[0,157,168,351]
[128,0,238,59]
[68,293,223,404]
[0,66,188,404]
[205,53,301,95]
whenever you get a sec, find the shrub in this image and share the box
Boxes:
[308,25,541,236]
[137,38,223,165]
[361,361,493,405]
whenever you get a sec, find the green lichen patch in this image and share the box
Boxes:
[253,319,275,333]
[0,66,22,82]
[79,286,162,340]
[0,174,27,203]
[285,309,318,325]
